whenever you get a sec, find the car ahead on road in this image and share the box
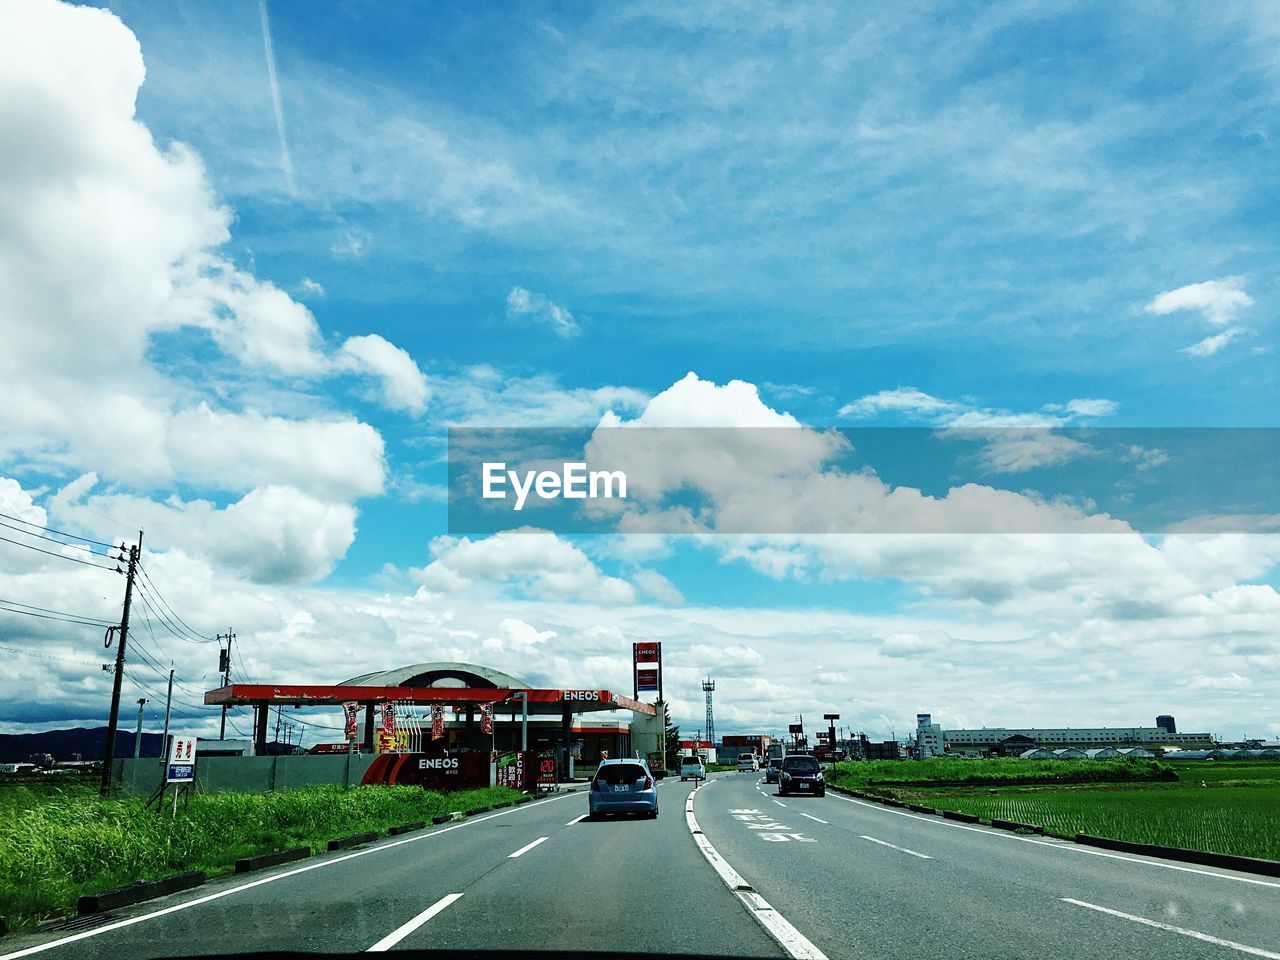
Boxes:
[588,758,659,819]
[778,753,825,797]
[679,757,706,781]
[764,756,783,783]
[737,754,759,772]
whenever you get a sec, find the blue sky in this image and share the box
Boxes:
[1,0,1278,742]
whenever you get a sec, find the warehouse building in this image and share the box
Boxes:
[914,713,1214,758]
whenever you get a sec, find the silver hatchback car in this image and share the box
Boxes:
[588,758,659,819]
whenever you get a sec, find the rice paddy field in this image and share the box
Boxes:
[836,760,1280,862]
[0,779,520,930]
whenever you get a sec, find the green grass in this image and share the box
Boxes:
[845,760,1280,863]
[0,783,520,930]
[828,756,1172,789]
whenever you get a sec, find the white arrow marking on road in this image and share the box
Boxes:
[508,836,549,858]
[367,893,463,952]
[1061,899,1280,959]
[800,813,828,824]
[860,835,932,859]
[566,814,588,825]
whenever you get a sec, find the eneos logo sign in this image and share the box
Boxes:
[418,757,460,770]
[562,690,600,702]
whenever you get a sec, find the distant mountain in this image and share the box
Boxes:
[0,726,164,762]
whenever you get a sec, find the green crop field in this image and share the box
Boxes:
[838,760,1280,863]
[828,756,1173,789]
[0,781,520,930]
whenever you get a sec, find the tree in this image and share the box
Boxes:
[661,700,680,770]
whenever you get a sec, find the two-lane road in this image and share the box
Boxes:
[4,772,1278,960]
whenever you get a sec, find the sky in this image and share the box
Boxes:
[1,0,1278,746]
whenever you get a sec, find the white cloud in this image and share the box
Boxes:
[1064,398,1119,417]
[434,366,647,427]
[506,286,580,337]
[632,568,685,605]
[1185,672,1252,691]
[880,630,952,658]
[295,277,325,298]
[413,528,638,605]
[337,334,430,416]
[839,387,961,419]
[1181,328,1245,357]
[1146,277,1254,327]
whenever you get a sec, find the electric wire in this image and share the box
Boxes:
[0,533,121,571]
[0,509,119,549]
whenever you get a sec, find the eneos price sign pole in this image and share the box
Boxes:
[165,735,196,816]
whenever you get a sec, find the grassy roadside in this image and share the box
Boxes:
[829,758,1280,862]
[0,782,521,930]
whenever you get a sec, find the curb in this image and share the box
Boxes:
[907,804,938,815]
[431,813,453,824]
[1075,834,1280,877]
[943,810,980,823]
[234,847,310,874]
[77,871,205,915]
[388,821,426,836]
[515,795,533,804]
[327,831,378,852]
[464,806,490,816]
[991,818,1044,835]
[491,801,513,809]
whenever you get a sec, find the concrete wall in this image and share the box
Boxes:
[114,753,378,796]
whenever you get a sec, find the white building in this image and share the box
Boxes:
[915,713,1214,758]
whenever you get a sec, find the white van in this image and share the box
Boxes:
[679,757,706,781]
[737,754,759,772]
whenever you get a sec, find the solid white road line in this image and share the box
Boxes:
[800,813,829,825]
[566,813,588,825]
[1061,898,1280,959]
[773,799,787,807]
[0,792,577,960]
[827,792,1280,890]
[367,894,464,952]
[508,836,549,859]
[859,835,932,859]
[684,781,827,960]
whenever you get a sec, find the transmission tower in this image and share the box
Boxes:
[702,677,716,747]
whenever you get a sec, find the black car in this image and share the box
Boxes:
[764,756,783,783]
[777,753,825,797]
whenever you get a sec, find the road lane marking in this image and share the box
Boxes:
[685,782,827,959]
[367,894,463,952]
[826,792,1280,890]
[1061,898,1280,959]
[566,814,588,825]
[800,813,829,824]
[773,799,787,807]
[860,835,931,859]
[0,791,577,960]
[508,836,549,858]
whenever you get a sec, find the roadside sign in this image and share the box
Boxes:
[167,735,196,783]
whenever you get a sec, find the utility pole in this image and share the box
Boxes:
[133,698,147,758]
[273,707,282,756]
[217,631,234,740]
[161,669,174,745]
[100,532,142,796]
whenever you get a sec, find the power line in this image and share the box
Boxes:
[136,564,215,642]
[0,596,115,625]
[0,518,119,559]
[0,643,105,668]
[0,509,119,549]
[0,599,116,628]
[133,585,209,646]
[0,533,121,572]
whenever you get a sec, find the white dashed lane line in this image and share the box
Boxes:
[1061,899,1280,959]
[366,894,463,952]
[800,813,828,825]
[860,835,932,859]
[507,836,549,859]
[773,799,787,807]
[566,814,588,825]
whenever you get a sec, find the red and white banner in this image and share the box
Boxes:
[431,704,445,741]
[480,702,493,735]
[381,701,397,737]
[342,701,359,741]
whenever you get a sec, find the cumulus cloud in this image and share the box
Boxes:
[413,528,638,604]
[506,286,580,337]
[838,387,962,419]
[336,334,430,416]
[1145,277,1254,357]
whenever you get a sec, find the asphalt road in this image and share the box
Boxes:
[2,772,1278,960]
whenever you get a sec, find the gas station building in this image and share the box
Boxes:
[204,661,659,780]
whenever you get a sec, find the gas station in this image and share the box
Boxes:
[203,661,658,781]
